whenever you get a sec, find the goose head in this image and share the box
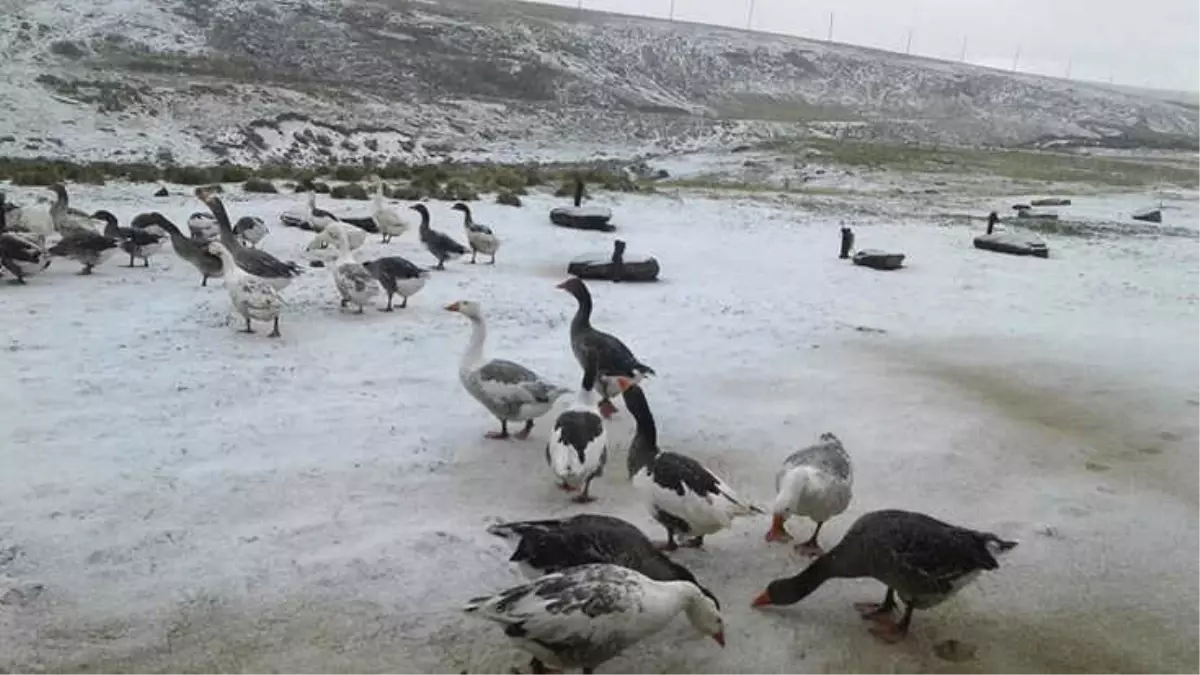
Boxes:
[450,202,471,215]
[555,276,589,299]
[682,586,725,648]
[444,299,482,320]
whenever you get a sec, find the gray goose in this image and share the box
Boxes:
[200,192,302,291]
[362,256,428,311]
[47,225,118,274]
[752,509,1018,643]
[412,203,467,270]
[450,202,500,264]
[0,193,50,283]
[133,212,223,285]
[94,210,164,267]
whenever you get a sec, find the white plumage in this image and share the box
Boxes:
[765,432,853,556]
[187,212,219,244]
[369,176,410,243]
[305,222,367,265]
[233,216,270,248]
[546,359,609,502]
[330,228,380,313]
[206,241,284,337]
[464,563,724,673]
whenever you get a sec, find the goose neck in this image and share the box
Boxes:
[460,314,487,373]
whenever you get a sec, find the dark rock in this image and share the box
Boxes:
[1131,208,1162,223]
[1016,208,1058,220]
[550,205,615,232]
[973,232,1049,258]
[852,249,905,270]
[153,187,169,197]
[1031,197,1071,206]
[1012,204,1031,210]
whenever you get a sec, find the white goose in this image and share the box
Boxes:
[233,215,269,248]
[369,175,410,243]
[330,227,380,313]
[765,432,853,556]
[546,353,616,503]
[206,241,284,338]
[445,300,570,440]
[623,385,764,550]
[187,212,219,244]
[464,563,724,674]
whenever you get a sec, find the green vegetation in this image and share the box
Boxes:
[495,190,522,207]
[242,178,278,194]
[715,95,861,124]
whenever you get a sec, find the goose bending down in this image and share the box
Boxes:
[546,354,621,502]
[233,216,269,248]
[305,220,367,265]
[47,183,97,234]
[624,384,764,551]
[752,509,1018,643]
[765,432,852,557]
[558,277,656,418]
[486,515,718,599]
[187,212,219,244]
[47,226,118,274]
[133,212,223,285]
[206,241,284,337]
[94,210,163,267]
[445,300,570,440]
[370,176,410,243]
[465,563,724,674]
[451,202,499,264]
[330,227,381,313]
[0,194,50,283]
[413,203,467,270]
[202,193,302,291]
[362,256,427,311]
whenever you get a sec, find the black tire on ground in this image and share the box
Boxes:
[550,206,615,232]
[851,249,906,270]
[973,232,1049,258]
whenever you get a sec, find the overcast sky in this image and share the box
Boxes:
[532,0,1199,93]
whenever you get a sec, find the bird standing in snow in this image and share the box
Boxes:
[546,353,623,502]
[330,227,381,313]
[764,432,852,556]
[412,203,467,270]
[450,202,500,264]
[205,241,284,338]
[361,256,427,311]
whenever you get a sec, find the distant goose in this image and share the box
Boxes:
[362,256,428,311]
[752,509,1018,643]
[369,175,410,243]
[133,212,223,285]
[451,202,499,264]
[201,192,302,291]
[93,210,163,267]
[329,227,381,313]
[465,563,724,675]
[187,212,219,244]
[0,193,50,283]
[233,215,269,248]
[47,226,118,274]
[47,183,97,234]
[412,203,467,270]
[765,432,853,557]
[206,241,284,338]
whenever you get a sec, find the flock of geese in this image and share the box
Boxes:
[0,179,1019,674]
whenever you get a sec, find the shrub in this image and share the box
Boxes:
[333,165,368,182]
[391,185,424,201]
[313,181,331,194]
[437,178,478,202]
[330,183,370,200]
[496,190,522,207]
[243,178,278,193]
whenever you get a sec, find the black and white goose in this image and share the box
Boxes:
[487,514,717,598]
[623,384,763,551]
[412,203,467,270]
[93,210,163,267]
[233,216,269,248]
[202,193,302,291]
[0,193,50,283]
[752,509,1018,643]
[133,212,223,286]
[361,256,428,311]
[450,202,500,264]
[465,563,724,674]
[187,212,219,244]
[545,354,620,503]
[764,432,853,557]
[558,277,655,418]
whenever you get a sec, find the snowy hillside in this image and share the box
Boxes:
[0,0,1196,166]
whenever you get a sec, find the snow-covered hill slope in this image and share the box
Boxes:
[0,0,1196,166]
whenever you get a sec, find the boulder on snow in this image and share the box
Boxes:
[1131,208,1162,223]
[852,249,906,270]
[567,240,659,282]
[1031,197,1071,206]
[973,232,1049,258]
[153,187,169,197]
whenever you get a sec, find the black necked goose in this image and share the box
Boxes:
[450,202,500,264]
[201,192,302,291]
[765,432,853,557]
[362,256,428,311]
[752,509,1018,643]
[205,241,284,338]
[558,276,655,418]
[94,210,164,267]
[465,563,724,674]
[412,203,467,270]
[133,212,223,285]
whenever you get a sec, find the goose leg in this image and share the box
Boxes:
[470,250,477,264]
[513,419,534,440]
[202,275,209,287]
[855,587,897,622]
[357,303,364,314]
[79,264,93,275]
[435,258,446,270]
[795,521,825,557]
[241,316,254,334]
[485,419,510,440]
[683,535,705,548]
[400,295,408,309]
[143,257,150,267]
[268,317,281,338]
[765,513,793,543]
[489,252,496,265]
[340,297,349,308]
[868,600,913,643]
[127,252,136,267]
[657,528,678,551]
[572,477,597,503]
[380,292,395,312]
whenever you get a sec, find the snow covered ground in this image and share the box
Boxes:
[1,178,1197,672]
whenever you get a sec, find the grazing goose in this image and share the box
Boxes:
[369,175,410,243]
[558,277,656,418]
[0,194,50,283]
[187,212,219,244]
[624,384,764,551]
[765,432,852,557]
[233,215,269,248]
[752,509,1018,643]
[412,203,467,270]
[330,227,380,313]
[445,300,570,440]
[362,256,427,311]
[94,210,163,267]
[465,563,724,674]
[305,220,367,265]
[487,515,718,599]
[206,241,284,337]
[133,212,223,286]
[47,225,118,274]
[202,193,302,291]
[47,183,97,234]
[451,202,499,264]
[546,353,619,502]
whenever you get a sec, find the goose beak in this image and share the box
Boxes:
[444,301,461,312]
[614,376,635,393]
[555,280,570,290]
[713,630,725,647]
[751,591,773,608]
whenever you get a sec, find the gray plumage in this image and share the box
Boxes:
[362,256,427,310]
[0,193,50,282]
[204,195,302,285]
[467,360,566,420]
[95,210,163,267]
[136,212,223,285]
[412,203,467,270]
[777,432,851,490]
[47,227,118,274]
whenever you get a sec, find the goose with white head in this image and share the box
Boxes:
[329,227,381,313]
[445,300,570,440]
[205,241,284,338]
[764,432,853,557]
[369,175,410,243]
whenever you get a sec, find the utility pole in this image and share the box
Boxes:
[668,0,675,21]
[746,0,755,30]
[826,12,834,42]
[1011,45,1021,72]
[904,28,913,54]
[576,0,582,9]
[959,36,967,62]
[1064,59,1072,79]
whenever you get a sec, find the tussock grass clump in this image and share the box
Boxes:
[496,190,522,207]
[243,178,278,193]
